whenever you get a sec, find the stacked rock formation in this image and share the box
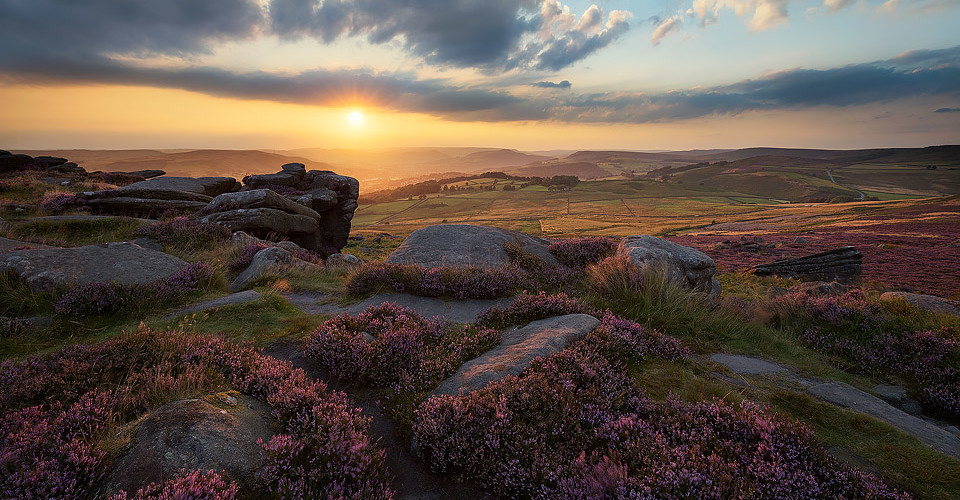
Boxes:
[199,163,359,257]
[84,176,240,216]
[750,246,862,283]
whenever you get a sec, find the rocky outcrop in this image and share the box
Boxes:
[617,235,721,298]
[104,396,273,497]
[199,167,358,257]
[880,291,960,316]
[432,314,600,396]
[750,246,862,283]
[0,242,188,292]
[0,151,85,174]
[386,224,558,269]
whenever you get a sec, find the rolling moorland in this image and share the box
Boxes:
[1,145,960,499]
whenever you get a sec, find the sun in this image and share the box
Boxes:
[346,109,365,128]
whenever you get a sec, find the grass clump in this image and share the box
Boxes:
[134,217,231,252]
[3,217,146,247]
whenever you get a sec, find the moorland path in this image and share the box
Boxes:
[263,339,491,500]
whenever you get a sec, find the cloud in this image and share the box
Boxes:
[0,1,630,76]
[690,0,790,30]
[268,0,631,71]
[551,50,960,122]
[0,0,264,59]
[532,80,572,88]
[822,0,856,12]
[935,107,960,112]
[0,57,546,121]
[651,16,684,44]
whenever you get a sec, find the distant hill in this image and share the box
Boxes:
[511,161,611,179]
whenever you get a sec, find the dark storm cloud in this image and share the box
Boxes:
[267,0,632,71]
[0,57,545,121]
[935,107,960,112]
[0,0,263,59]
[532,80,572,88]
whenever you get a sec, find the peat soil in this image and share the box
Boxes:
[264,339,489,500]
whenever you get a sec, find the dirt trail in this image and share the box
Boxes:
[826,168,866,200]
[264,339,488,500]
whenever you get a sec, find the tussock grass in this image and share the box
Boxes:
[153,292,320,345]
[0,270,52,317]
[584,255,747,350]
[3,217,147,247]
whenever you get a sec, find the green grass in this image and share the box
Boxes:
[151,292,320,346]
[2,217,147,247]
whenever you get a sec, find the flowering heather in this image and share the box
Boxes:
[413,337,904,499]
[135,217,231,251]
[229,242,270,272]
[0,326,392,499]
[773,290,960,419]
[109,470,237,500]
[476,292,591,330]
[548,236,618,268]
[306,303,500,413]
[347,262,524,299]
[39,192,87,213]
[54,262,214,318]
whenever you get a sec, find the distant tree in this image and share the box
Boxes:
[503,184,516,191]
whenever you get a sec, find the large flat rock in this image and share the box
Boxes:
[0,236,54,253]
[808,381,960,459]
[200,208,319,237]
[385,224,558,269]
[710,353,788,375]
[202,189,322,222]
[432,313,600,397]
[104,396,273,497]
[113,176,238,197]
[0,242,188,292]
[285,291,516,324]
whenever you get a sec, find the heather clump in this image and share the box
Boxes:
[39,192,87,213]
[503,241,583,293]
[772,289,960,419]
[548,236,618,268]
[0,326,393,499]
[346,262,523,299]
[305,303,500,418]
[109,470,238,499]
[412,331,905,499]
[476,292,590,330]
[54,262,215,318]
[134,217,231,252]
[228,242,270,272]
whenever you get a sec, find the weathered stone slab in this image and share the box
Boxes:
[200,208,319,237]
[202,189,322,222]
[104,396,273,497]
[386,224,558,269]
[751,246,862,283]
[618,235,721,298]
[0,242,188,292]
[710,353,788,375]
[432,314,600,396]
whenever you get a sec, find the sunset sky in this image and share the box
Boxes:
[1,0,958,151]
